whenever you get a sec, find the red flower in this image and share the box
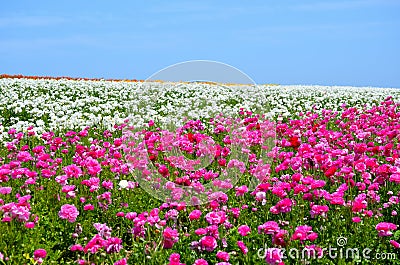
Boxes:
[324,166,337,178]
[187,133,195,142]
[289,136,300,149]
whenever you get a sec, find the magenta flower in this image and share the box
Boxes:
[168,253,185,265]
[310,204,329,218]
[114,258,128,265]
[265,248,284,265]
[63,164,82,178]
[104,237,123,254]
[258,221,280,235]
[216,251,230,261]
[199,236,217,252]
[163,227,179,249]
[205,211,227,225]
[237,241,248,255]
[70,244,84,252]
[0,187,12,195]
[58,204,79,223]
[189,210,202,221]
[235,185,249,196]
[83,204,94,211]
[33,249,47,258]
[238,225,251,236]
[193,259,209,265]
[376,222,397,237]
[390,240,400,248]
[84,234,105,254]
[25,222,35,229]
[33,248,47,264]
[272,229,288,246]
[389,174,400,184]
[291,225,313,241]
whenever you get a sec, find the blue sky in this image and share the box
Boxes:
[1,0,399,87]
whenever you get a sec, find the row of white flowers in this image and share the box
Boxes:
[1,78,399,141]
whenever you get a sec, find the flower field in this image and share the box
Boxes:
[0,78,400,264]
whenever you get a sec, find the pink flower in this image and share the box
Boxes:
[25,222,35,229]
[307,232,318,241]
[58,204,79,223]
[63,164,82,178]
[310,204,329,218]
[195,228,207,236]
[114,258,128,265]
[193,259,208,265]
[390,240,400,248]
[0,187,12,195]
[94,223,112,239]
[238,225,251,236]
[389,174,400,184]
[33,249,47,258]
[270,198,293,214]
[265,248,284,265]
[102,180,114,190]
[70,244,84,252]
[84,157,102,176]
[272,229,288,246]
[258,221,280,235]
[291,225,313,241]
[189,210,202,221]
[163,227,179,249]
[237,241,248,255]
[376,222,397,237]
[104,237,123,254]
[84,234,105,254]
[199,236,218,252]
[235,185,248,196]
[168,253,185,265]
[205,211,227,225]
[17,151,33,162]
[84,204,94,211]
[216,251,230,261]
[33,248,47,264]
[352,217,362,223]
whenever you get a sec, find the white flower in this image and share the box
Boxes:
[119,180,129,189]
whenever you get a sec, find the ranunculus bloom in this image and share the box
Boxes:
[216,251,230,261]
[265,248,284,265]
[114,258,128,265]
[376,222,397,237]
[238,225,251,236]
[58,204,79,223]
[25,222,35,229]
[70,244,84,252]
[258,221,280,235]
[163,227,179,249]
[390,240,400,248]
[193,259,209,265]
[189,210,202,221]
[33,249,47,258]
[237,241,248,255]
[84,204,94,211]
[33,248,47,264]
[199,236,217,252]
